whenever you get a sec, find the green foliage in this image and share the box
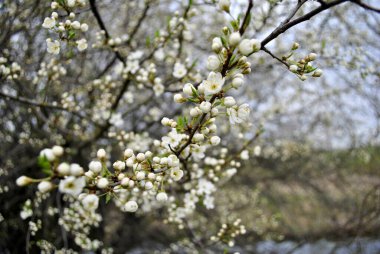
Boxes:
[176,116,188,131]
[38,156,52,175]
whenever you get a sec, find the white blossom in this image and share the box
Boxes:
[219,0,231,12]
[76,39,88,51]
[59,176,86,196]
[42,17,56,29]
[237,103,250,120]
[203,72,225,95]
[170,168,184,181]
[82,194,99,211]
[46,39,60,55]
[173,62,187,78]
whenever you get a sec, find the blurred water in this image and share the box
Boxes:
[254,239,380,254]
[126,238,380,254]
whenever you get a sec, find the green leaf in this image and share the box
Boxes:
[154,30,160,38]
[190,59,198,69]
[102,164,111,177]
[191,87,199,98]
[220,36,228,47]
[146,36,151,47]
[187,97,199,103]
[213,101,222,107]
[56,0,65,6]
[68,30,76,40]
[106,193,112,204]
[177,116,185,130]
[38,156,52,175]
[305,66,317,73]
[321,40,326,50]
[230,20,239,30]
[242,13,251,32]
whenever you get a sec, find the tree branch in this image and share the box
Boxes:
[262,46,290,67]
[0,91,100,126]
[89,0,125,63]
[350,0,380,13]
[260,0,350,48]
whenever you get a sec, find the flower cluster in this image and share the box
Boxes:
[287,43,323,80]
[0,57,22,80]
[42,0,88,54]
[14,0,269,251]
[210,218,247,247]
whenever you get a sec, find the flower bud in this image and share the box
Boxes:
[313,69,323,77]
[232,77,244,88]
[40,148,55,162]
[210,136,221,146]
[89,161,102,174]
[113,160,125,171]
[190,107,202,117]
[97,149,106,160]
[308,53,317,61]
[38,181,53,193]
[156,192,168,202]
[182,83,193,96]
[97,178,109,189]
[136,153,146,162]
[145,181,153,190]
[224,96,236,107]
[121,177,130,186]
[229,32,241,47]
[71,21,81,30]
[124,200,138,212]
[289,65,298,73]
[16,176,33,186]
[136,171,145,180]
[52,145,64,157]
[193,133,204,142]
[174,93,185,103]
[200,101,212,113]
[70,163,84,176]
[207,55,220,71]
[80,23,88,32]
[57,162,70,175]
[212,37,223,53]
[161,117,170,126]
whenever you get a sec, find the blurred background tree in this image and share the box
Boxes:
[0,0,379,253]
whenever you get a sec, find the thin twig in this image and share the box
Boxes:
[0,91,100,126]
[262,46,290,67]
